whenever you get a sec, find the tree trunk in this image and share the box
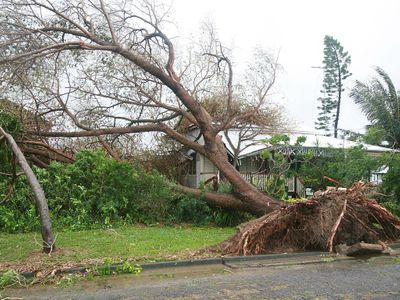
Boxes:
[202,137,282,215]
[333,49,342,139]
[0,126,55,253]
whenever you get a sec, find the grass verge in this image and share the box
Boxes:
[0,225,235,273]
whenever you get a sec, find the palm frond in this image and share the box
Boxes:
[350,67,400,148]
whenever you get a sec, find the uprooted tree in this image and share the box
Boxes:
[0,0,399,255]
[0,0,283,215]
[221,182,400,255]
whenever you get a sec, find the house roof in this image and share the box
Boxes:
[220,128,395,159]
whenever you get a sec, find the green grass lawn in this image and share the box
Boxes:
[0,226,235,271]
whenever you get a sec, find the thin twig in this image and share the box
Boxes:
[327,198,347,252]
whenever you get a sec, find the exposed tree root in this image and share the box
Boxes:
[221,182,400,255]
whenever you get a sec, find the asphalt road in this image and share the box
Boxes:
[4,255,400,300]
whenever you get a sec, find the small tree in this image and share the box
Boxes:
[315,35,351,137]
[260,134,307,199]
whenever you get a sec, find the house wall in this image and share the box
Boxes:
[239,156,264,173]
[200,156,218,183]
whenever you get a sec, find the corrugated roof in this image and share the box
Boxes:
[220,129,395,159]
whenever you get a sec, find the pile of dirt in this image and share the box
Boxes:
[221,182,400,255]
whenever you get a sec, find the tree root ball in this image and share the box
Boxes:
[220,183,400,255]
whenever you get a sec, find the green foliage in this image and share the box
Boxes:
[169,195,213,225]
[56,273,84,288]
[298,146,379,190]
[0,149,248,232]
[167,180,250,227]
[0,269,24,289]
[116,260,142,274]
[0,108,22,137]
[0,108,23,173]
[44,150,172,227]
[95,258,114,276]
[379,154,400,215]
[261,134,290,148]
[265,175,287,200]
[260,135,306,199]
[285,198,306,203]
[0,149,173,232]
[0,177,40,232]
[93,259,141,277]
[350,67,400,148]
[315,35,351,137]
[363,125,387,146]
[169,194,250,227]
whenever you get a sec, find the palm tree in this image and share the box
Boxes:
[350,67,400,149]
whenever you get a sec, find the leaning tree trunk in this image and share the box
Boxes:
[202,136,283,215]
[0,126,55,253]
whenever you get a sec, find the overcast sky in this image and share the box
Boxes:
[167,0,400,133]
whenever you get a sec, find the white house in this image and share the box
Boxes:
[181,127,395,197]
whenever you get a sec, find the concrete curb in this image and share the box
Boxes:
[18,251,334,279]
[16,243,400,279]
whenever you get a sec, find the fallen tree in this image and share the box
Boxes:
[0,0,282,215]
[221,182,400,255]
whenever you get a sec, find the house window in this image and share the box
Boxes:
[187,153,196,175]
[370,173,383,185]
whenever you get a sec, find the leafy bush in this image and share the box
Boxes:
[43,150,173,227]
[168,194,250,227]
[0,177,40,232]
[298,146,380,190]
[0,108,23,174]
[0,108,22,137]
[167,181,251,227]
[379,153,400,216]
[0,150,173,232]
[0,149,249,232]
[168,195,213,225]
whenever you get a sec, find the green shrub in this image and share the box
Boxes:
[0,108,22,137]
[168,195,213,225]
[0,177,40,232]
[379,153,400,217]
[212,208,250,227]
[168,190,251,227]
[0,109,23,174]
[0,149,174,232]
[298,146,380,190]
[0,149,254,232]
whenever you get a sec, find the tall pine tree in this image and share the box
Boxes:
[315,35,351,137]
